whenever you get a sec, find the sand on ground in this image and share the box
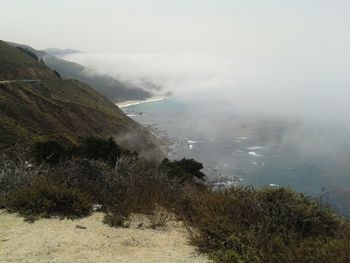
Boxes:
[116,97,165,108]
[0,210,210,263]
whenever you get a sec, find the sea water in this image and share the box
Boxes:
[122,97,350,216]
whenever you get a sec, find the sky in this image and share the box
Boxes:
[1,0,350,125]
[1,0,350,54]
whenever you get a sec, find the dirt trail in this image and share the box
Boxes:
[0,211,210,263]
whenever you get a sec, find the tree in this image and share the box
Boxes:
[160,158,205,183]
[33,140,66,164]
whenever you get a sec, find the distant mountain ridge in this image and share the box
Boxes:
[44,47,84,57]
[8,42,153,103]
[0,40,166,158]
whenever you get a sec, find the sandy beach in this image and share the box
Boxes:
[116,97,166,109]
[0,210,209,263]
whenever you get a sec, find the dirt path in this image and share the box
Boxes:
[0,211,210,263]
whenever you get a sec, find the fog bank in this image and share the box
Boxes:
[64,52,350,128]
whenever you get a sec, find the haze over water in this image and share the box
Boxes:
[119,96,350,216]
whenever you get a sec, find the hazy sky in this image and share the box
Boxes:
[2,0,350,125]
[1,0,350,54]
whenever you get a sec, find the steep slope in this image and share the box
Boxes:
[8,43,153,103]
[42,54,153,103]
[0,42,57,80]
[0,40,166,158]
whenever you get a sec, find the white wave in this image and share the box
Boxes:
[248,151,263,157]
[248,146,265,150]
[187,140,203,144]
[269,184,279,187]
[127,114,137,117]
[237,137,248,140]
[169,143,177,149]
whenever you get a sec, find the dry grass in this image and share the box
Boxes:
[147,205,172,229]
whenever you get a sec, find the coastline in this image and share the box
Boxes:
[115,95,172,156]
[116,96,166,109]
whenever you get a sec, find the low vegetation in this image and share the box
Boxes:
[1,138,350,262]
[147,204,172,229]
[103,210,130,228]
[33,136,136,166]
[181,186,350,262]
[5,177,93,221]
[160,158,206,182]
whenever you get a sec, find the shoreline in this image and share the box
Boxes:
[116,96,166,109]
[116,95,172,155]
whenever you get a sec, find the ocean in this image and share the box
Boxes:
[121,97,350,216]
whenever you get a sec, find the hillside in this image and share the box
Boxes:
[0,40,166,158]
[42,54,152,103]
[8,42,153,103]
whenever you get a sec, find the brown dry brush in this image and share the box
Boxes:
[180,186,350,263]
[147,204,172,229]
[0,150,183,222]
[0,145,48,207]
[102,155,183,227]
[2,148,350,262]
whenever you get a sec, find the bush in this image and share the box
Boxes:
[54,159,115,205]
[181,186,350,263]
[73,137,131,166]
[0,148,45,206]
[147,205,171,229]
[33,137,136,167]
[4,177,93,220]
[33,140,66,165]
[103,210,130,228]
[40,155,183,215]
[108,155,183,214]
[160,158,205,183]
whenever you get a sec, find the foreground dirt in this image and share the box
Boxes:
[0,210,210,263]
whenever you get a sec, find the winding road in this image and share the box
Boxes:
[0,79,41,84]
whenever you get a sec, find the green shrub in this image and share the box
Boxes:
[4,177,93,220]
[33,140,67,164]
[73,137,127,166]
[160,158,205,183]
[33,137,137,167]
[55,159,115,205]
[181,186,350,262]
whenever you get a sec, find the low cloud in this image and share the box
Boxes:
[64,51,350,127]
